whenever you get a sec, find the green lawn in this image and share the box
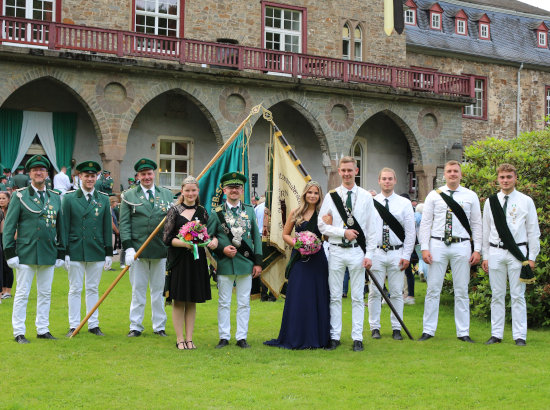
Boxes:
[1,263,549,409]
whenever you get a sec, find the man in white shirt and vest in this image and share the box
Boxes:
[318,156,377,352]
[482,163,540,346]
[368,168,416,341]
[418,160,482,342]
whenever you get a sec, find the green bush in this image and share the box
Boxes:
[452,127,550,327]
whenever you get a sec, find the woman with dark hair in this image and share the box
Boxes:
[162,176,217,350]
[0,191,13,299]
[265,181,330,349]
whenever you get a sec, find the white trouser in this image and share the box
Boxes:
[217,274,252,341]
[423,239,471,337]
[328,246,365,342]
[68,261,104,329]
[129,258,167,332]
[12,264,55,337]
[368,248,404,330]
[488,247,527,340]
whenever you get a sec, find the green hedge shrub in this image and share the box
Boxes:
[445,127,550,327]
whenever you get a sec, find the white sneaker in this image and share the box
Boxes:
[404,296,415,305]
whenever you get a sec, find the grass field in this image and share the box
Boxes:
[1,262,549,409]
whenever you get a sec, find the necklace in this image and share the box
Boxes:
[340,187,358,227]
[182,202,197,209]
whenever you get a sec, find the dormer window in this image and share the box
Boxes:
[429,3,443,31]
[455,10,468,36]
[538,30,547,48]
[480,23,489,39]
[476,13,491,40]
[404,0,417,26]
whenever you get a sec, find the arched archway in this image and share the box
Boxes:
[123,89,221,190]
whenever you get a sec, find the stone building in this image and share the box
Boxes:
[0,0,549,199]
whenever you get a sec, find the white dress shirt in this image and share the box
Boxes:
[254,202,265,231]
[318,184,377,259]
[482,189,540,261]
[53,171,72,194]
[373,192,416,260]
[419,185,482,252]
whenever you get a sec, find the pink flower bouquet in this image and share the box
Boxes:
[177,221,210,259]
[293,231,322,256]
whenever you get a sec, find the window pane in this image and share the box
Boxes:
[160,159,172,172]
[343,25,350,38]
[353,143,361,157]
[342,40,350,58]
[159,172,171,187]
[174,160,187,173]
[174,141,187,155]
[174,172,187,185]
[354,41,361,60]
[136,0,145,11]
[160,140,171,155]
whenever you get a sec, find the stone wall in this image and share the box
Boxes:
[62,0,131,30]
[406,52,550,146]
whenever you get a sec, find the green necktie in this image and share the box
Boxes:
[87,193,92,204]
[147,190,154,208]
[503,195,509,215]
[38,190,44,203]
[231,206,238,215]
[346,191,352,211]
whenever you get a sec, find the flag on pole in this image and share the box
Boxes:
[384,0,405,36]
[198,129,250,214]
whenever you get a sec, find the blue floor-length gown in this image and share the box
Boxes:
[264,220,330,349]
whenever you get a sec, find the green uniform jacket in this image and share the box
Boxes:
[119,185,173,259]
[95,175,113,195]
[62,189,113,262]
[0,182,6,191]
[207,202,262,276]
[12,173,30,189]
[3,186,65,265]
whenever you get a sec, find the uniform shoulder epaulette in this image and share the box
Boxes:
[214,205,224,212]
[98,191,109,196]
[16,186,27,192]
[243,203,254,208]
[48,189,61,195]
[329,189,336,194]
[65,190,76,194]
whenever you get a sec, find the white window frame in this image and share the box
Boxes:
[2,0,56,45]
[157,136,193,190]
[431,12,441,30]
[464,79,485,118]
[405,9,416,25]
[538,31,547,47]
[342,23,351,60]
[135,0,180,38]
[545,86,550,124]
[3,0,56,21]
[351,137,367,189]
[480,23,489,39]
[353,26,362,62]
[264,6,302,54]
[456,19,466,35]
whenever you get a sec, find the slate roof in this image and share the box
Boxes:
[405,0,550,68]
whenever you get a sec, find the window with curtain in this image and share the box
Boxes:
[157,137,192,189]
[135,0,180,37]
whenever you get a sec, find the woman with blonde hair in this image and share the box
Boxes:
[265,181,330,349]
[163,176,218,350]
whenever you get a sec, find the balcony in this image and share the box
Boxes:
[0,16,474,98]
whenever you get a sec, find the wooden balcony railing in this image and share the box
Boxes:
[0,16,474,98]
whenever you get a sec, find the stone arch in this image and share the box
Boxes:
[0,69,103,145]
[250,95,330,157]
[122,82,223,146]
[351,106,422,165]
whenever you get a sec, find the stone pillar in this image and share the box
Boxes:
[326,159,340,191]
[99,143,126,194]
[415,164,437,201]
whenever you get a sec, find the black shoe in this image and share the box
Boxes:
[324,339,341,350]
[37,332,57,340]
[352,340,364,352]
[236,339,251,348]
[154,330,167,337]
[515,338,526,346]
[457,335,475,343]
[485,336,502,345]
[268,295,277,302]
[66,328,76,337]
[392,330,403,340]
[88,327,105,336]
[418,333,433,341]
[127,330,142,337]
[342,293,347,298]
[215,339,229,349]
[15,335,29,344]
[371,329,381,339]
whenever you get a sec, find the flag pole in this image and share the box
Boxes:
[71,103,263,338]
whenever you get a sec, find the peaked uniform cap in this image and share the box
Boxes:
[134,158,157,172]
[76,161,101,174]
[25,155,51,171]
[220,171,247,187]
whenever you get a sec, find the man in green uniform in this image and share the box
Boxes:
[3,155,65,344]
[62,161,113,337]
[0,176,7,191]
[3,168,14,191]
[207,172,262,349]
[12,165,30,189]
[119,158,173,337]
[95,170,114,195]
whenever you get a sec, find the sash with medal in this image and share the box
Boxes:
[436,189,474,253]
[216,204,256,264]
[373,200,405,242]
[489,194,535,284]
[329,191,366,253]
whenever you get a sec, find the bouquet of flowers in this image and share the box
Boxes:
[177,220,211,259]
[293,231,322,256]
